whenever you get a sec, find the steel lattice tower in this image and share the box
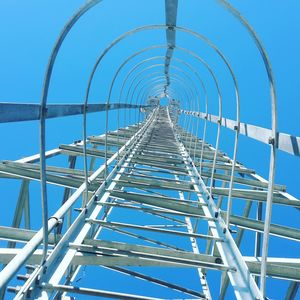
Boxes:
[0,1,299,299]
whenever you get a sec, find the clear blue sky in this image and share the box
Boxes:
[0,1,299,299]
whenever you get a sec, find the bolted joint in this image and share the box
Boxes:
[56,218,63,226]
[25,265,36,272]
[74,207,83,213]
[17,274,30,281]
[41,106,48,116]
[215,257,223,264]
[229,227,237,234]
[48,216,61,226]
[234,124,240,131]
[7,286,22,294]
[268,137,275,145]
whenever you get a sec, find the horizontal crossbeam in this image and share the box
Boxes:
[0,103,144,123]
[181,109,300,157]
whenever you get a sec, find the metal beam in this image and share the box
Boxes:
[286,282,299,300]
[0,103,144,123]
[226,213,300,242]
[40,283,161,300]
[103,266,206,299]
[86,219,221,241]
[169,108,263,299]
[164,0,178,93]
[181,109,300,157]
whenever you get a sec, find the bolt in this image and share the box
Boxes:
[268,137,275,145]
[215,257,222,264]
